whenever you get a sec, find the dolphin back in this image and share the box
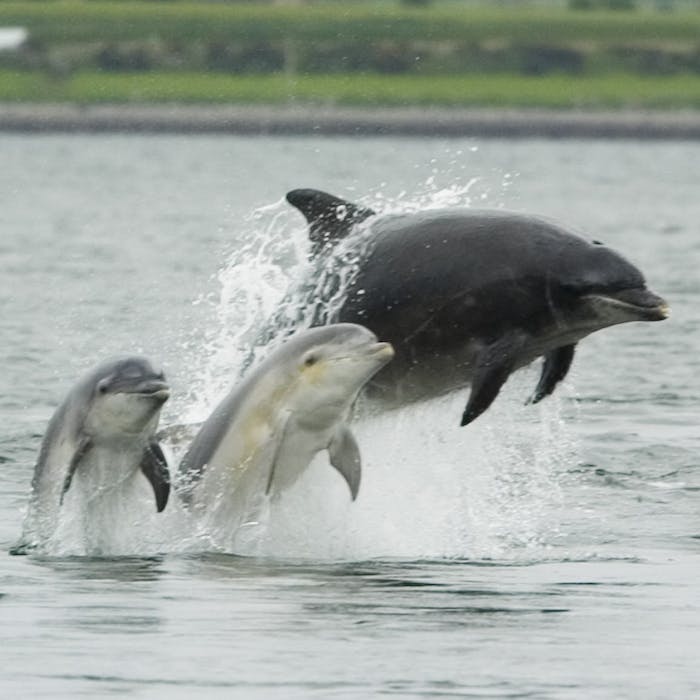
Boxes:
[338,209,639,335]
[177,371,262,497]
[178,400,237,490]
[30,374,94,495]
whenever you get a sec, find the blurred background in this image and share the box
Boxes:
[1,0,700,112]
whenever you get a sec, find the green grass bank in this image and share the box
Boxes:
[1,2,700,109]
[3,71,700,109]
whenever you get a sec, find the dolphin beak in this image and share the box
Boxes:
[125,380,171,402]
[587,288,669,321]
[147,388,171,403]
[142,385,171,403]
[369,342,395,360]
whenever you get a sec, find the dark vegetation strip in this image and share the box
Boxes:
[2,103,700,139]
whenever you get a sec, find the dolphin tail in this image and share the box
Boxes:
[286,188,375,254]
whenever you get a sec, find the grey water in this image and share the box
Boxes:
[1,134,699,698]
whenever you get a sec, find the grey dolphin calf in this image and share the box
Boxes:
[13,356,171,554]
[281,188,669,425]
[178,324,394,539]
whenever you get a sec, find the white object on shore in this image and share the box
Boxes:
[0,28,27,51]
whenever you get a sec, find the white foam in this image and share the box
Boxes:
[230,380,574,562]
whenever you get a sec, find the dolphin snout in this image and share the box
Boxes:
[618,288,669,321]
[588,287,670,322]
[129,379,171,401]
[369,342,395,359]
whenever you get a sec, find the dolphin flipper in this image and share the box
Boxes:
[60,436,93,504]
[328,425,362,500]
[460,333,528,426]
[266,411,294,496]
[529,344,576,404]
[286,188,375,253]
[140,441,171,512]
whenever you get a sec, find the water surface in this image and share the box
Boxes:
[1,135,699,697]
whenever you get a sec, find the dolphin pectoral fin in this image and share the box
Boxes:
[140,441,171,512]
[60,437,93,504]
[529,344,576,405]
[266,412,292,496]
[328,426,361,501]
[460,333,527,427]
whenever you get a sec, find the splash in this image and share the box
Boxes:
[231,385,574,561]
[178,199,310,423]
[180,175,488,420]
[162,178,575,561]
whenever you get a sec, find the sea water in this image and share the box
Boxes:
[1,135,698,697]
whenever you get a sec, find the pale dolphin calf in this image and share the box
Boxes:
[13,356,171,555]
[177,324,394,544]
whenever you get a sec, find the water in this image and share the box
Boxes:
[1,134,699,697]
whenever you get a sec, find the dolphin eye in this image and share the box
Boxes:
[304,355,317,367]
[97,381,109,395]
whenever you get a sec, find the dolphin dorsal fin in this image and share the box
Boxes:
[286,188,375,255]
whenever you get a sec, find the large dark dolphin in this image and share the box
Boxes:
[282,188,668,426]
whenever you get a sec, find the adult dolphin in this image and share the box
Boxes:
[283,188,669,426]
[178,324,393,542]
[12,356,171,554]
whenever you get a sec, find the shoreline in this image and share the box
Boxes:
[2,103,700,139]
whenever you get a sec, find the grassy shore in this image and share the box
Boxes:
[2,2,700,110]
[3,70,700,109]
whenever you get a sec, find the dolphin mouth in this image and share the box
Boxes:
[142,388,171,402]
[586,288,669,321]
[120,380,171,401]
[329,342,394,364]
